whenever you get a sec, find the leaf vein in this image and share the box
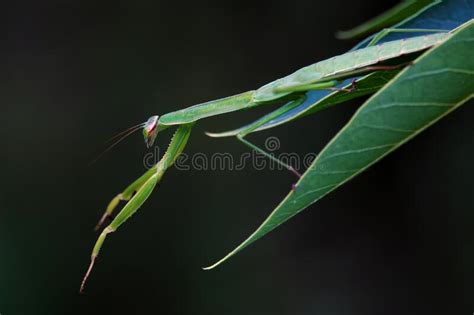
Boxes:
[294,183,339,201]
[319,143,397,163]
[404,68,474,81]
[356,124,415,133]
[363,101,453,113]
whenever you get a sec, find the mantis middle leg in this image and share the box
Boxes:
[236,96,306,179]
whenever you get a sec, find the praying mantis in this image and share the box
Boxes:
[80,30,451,292]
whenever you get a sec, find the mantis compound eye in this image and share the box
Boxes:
[143,115,160,148]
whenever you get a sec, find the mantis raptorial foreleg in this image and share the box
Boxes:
[80,123,193,293]
[81,173,159,293]
[95,166,157,230]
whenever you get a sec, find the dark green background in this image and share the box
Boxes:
[1,1,473,314]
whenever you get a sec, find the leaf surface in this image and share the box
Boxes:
[336,0,434,39]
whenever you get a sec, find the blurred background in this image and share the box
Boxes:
[1,0,473,314]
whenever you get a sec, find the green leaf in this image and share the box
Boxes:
[204,20,474,270]
[336,0,436,39]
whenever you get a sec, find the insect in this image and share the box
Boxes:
[153,32,449,174]
[80,30,450,292]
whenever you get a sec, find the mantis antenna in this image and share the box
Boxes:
[89,115,160,165]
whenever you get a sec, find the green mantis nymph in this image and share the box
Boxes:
[80,30,451,292]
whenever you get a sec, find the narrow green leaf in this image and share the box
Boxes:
[205,20,474,270]
[336,0,436,39]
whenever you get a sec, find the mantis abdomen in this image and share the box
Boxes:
[254,32,450,102]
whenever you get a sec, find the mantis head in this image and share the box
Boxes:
[143,115,160,148]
